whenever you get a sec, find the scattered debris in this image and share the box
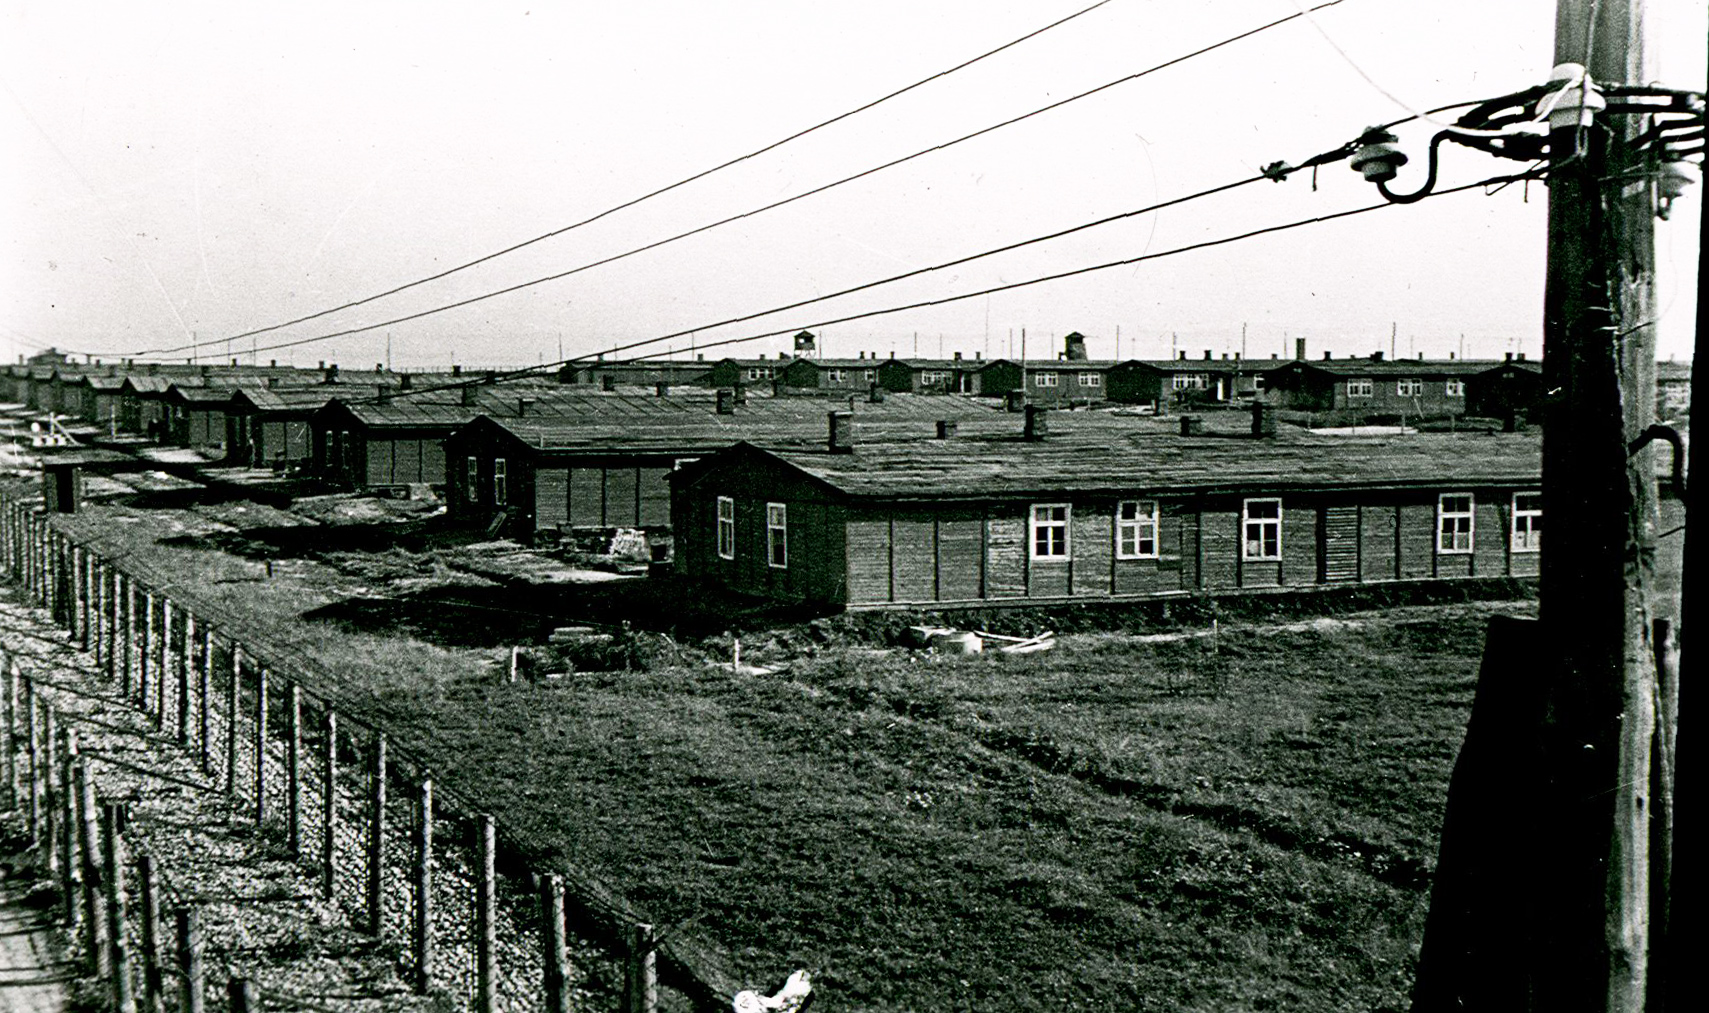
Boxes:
[975,629,1057,654]
[733,969,812,1013]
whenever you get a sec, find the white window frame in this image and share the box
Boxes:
[1034,372,1059,388]
[863,369,876,382]
[1346,378,1373,398]
[1242,498,1282,561]
[1397,378,1424,396]
[766,502,788,568]
[920,371,950,386]
[1445,379,1466,397]
[1030,503,1071,559]
[1172,373,1209,391]
[716,496,735,560]
[1078,373,1102,388]
[1117,500,1159,559]
[746,367,773,381]
[1511,492,1541,553]
[826,369,848,383]
[493,457,508,506]
[465,457,479,503]
[1437,493,1475,554]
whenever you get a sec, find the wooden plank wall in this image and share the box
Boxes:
[834,489,1541,607]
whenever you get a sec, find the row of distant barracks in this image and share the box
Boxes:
[9,340,1688,609]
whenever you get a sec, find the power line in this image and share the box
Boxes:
[360,165,1546,404]
[118,0,1122,358]
[129,0,1353,362]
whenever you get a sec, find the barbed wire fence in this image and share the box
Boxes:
[0,489,722,1013]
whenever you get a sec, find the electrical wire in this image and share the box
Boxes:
[359,164,1550,404]
[116,0,1121,359]
[1285,0,1579,140]
[126,0,1354,362]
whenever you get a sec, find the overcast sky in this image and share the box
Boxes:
[2,0,1703,370]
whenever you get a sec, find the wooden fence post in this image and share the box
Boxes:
[177,612,193,746]
[139,853,164,1013]
[476,814,496,1013]
[122,574,134,698]
[541,873,568,1013]
[630,922,658,1013]
[76,761,108,979]
[322,707,337,901]
[225,645,240,796]
[59,727,78,927]
[24,676,38,843]
[253,666,268,829]
[103,801,137,1013]
[413,777,433,993]
[411,778,434,990]
[41,703,56,878]
[156,597,171,728]
[139,589,153,710]
[367,732,387,937]
[78,546,91,650]
[286,683,301,856]
[226,978,256,1013]
[197,628,212,775]
[3,658,16,811]
[175,907,203,1013]
[90,557,102,669]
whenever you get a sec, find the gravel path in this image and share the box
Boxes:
[2,589,441,1012]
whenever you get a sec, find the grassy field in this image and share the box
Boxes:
[41,492,1525,1012]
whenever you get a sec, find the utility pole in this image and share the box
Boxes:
[1537,0,1661,1010]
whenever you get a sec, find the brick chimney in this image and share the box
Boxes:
[828,411,853,453]
[1372,351,1384,361]
[1251,402,1277,438]
[1024,404,1048,441]
[1295,337,1307,360]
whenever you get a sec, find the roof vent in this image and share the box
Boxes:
[1295,337,1307,360]
[716,389,736,414]
[1323,351,1332,360]
[452,365,462,375]
[1505,352,1514,362]
[655,382,670,397]
[1180,416,1204,436]
[602,375,616,391]
[1005,390,1026,413]
[868,383,885,404]
[828,411,854,453]
[461,384,479,406]
[953,351,962,361]
[401,374,412,390]
[1372,351,1384,361]
[936,420,957,439]
[518,397,536,416]
[1203,350,1212,360]
[1516,352,1527,361]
